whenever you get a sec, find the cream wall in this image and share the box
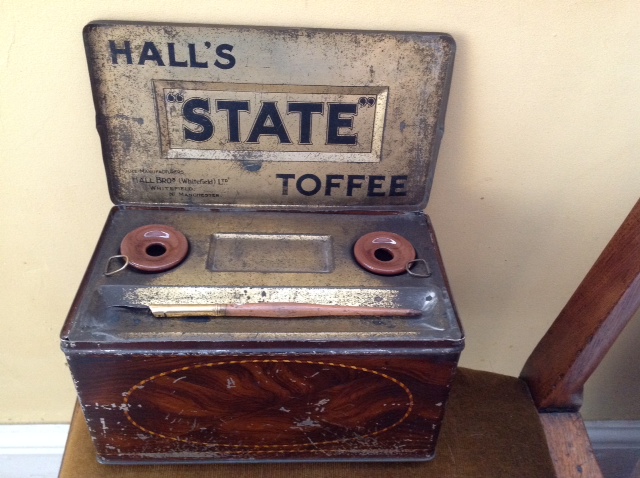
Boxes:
[0,0,638,423]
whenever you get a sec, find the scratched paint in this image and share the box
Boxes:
[84,22,454,211]
[123,359,414,449]
[61,21,464,464]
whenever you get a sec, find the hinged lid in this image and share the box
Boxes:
[84,21,455,211]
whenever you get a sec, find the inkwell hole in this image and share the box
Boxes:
[374,248,394,262]
[146,243,167,257]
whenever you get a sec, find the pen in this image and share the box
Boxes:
[147,303,422,318]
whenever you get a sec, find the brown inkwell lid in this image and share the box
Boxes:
[353,231,416,276]
[120,224,188,272]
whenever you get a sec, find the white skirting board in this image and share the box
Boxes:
[0,424,69,478]
[586,421,640,449]
[586,421,640,478]
[0,421,638,477]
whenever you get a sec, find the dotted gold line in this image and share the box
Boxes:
[123,359,414,451]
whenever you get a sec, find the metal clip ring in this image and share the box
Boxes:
[405,258,431,278]
[104,255,129,276]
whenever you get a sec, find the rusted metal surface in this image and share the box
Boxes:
[84,21,455,211]
[68,352,459,463]
[62,22,463,463]
[63,208,462,349]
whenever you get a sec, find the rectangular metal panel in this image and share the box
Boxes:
[62,208,463,349]
[84,22,455,210]
[67,352,460,463]
[155,82,387,162]
[207,233,334,273]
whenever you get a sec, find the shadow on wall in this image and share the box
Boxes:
[425,34,640,423]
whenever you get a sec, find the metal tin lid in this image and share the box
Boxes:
[84,22,455,211]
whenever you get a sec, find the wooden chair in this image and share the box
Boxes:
[520,196,640,477]
[58,199,640,478]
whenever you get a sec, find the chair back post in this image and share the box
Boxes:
[521,198,640,411]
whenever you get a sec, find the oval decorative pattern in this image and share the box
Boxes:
[123,359,414,450]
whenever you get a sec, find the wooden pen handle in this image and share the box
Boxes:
[148,303,422,318]
[225,303,421,318]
